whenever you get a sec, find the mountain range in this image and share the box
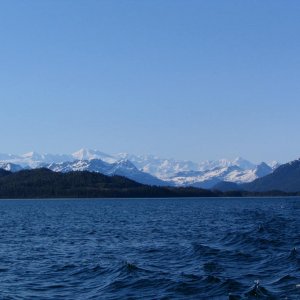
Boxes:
[241,158,300,192]
[0,148,281,189]
[1,149,300,193]
[41,159,168,186]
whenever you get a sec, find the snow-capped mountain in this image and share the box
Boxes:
[167,162,274,189]
[195,157,256,172]
[0,162,23,172]
[42,159,169,186]
[0,148,279,188]
[168,166,253,189]
[113,154,271,188]
[116,154,259,177]
[72,149,116,163]
[268,160,280,170]
[0,149,117,168]
[0,151,72,168]
[116,153,199,178]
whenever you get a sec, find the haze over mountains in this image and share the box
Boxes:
[0,149,280,188]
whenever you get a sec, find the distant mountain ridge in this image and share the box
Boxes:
[213,159,300,193]
[0,162,23,172]
[241,158,300,192]
[1,149,299,193]
[42,159,169,186]
[0,149,279,187]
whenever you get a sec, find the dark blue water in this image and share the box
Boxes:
[0,198,299,299]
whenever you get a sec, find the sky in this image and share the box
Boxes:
[0,0,299,163]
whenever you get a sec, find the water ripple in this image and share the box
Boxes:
[0,197,299,299]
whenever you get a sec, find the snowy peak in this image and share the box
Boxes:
[72,148,98,160]
[72,149,116,163]
[0,162,23,172]
[44,159,111,173]
[111,159,137,171]
[196,157,255,172]
[115,153,199,178]
[44,158,168,186]
[17,152,73,167]
[232,157,256,170]
[21,151,43,160]
[169,165,259,188]
[0,149,282,188]
[268,161,280,170]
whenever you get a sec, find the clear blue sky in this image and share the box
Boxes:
[0,0,299,163]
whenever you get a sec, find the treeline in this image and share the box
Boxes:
[213,190,300,197]
[0,168,298,199]
[0,169,217,199]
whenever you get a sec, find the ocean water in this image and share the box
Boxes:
[0,198,299,299]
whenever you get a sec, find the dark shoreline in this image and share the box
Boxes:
[0,193,299,200]
[0,168,299,199]
[0,196,300,200]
